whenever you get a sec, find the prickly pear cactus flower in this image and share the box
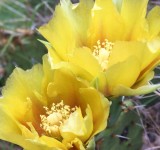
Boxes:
[0,56,110,150]
[39,0,160,96]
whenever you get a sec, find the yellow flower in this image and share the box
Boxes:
[0,55,110,150]
[39,0,160,96]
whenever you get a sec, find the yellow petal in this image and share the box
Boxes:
[105,56,140,95]
[112,0,123,12]
[1,65,44,123]
[19,122,39,140]
[68,47,101,78]
[83,105,94,140]
[78,88,110,136]
[108,41,160,72]
[2,64,43,100]
[44,66,86,107]
[120,0,148,40]
[40,40,63,63]
[39,0,94,61]
[42,53,92,83]
[60,106,93,143]
[43,48,99,82]
[39,136,67,150]
[113,84,160,96]
[139,37,160,80]
[0,104,23,144]
[72,0,94,44]
[38,1,77,60]
[70,138,86,150]
[88,0,124,46]
[133,71,154,88]
[0,105,49,150]
[147,6,160,38]
[25,135,66,150]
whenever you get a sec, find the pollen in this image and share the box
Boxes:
[40,100,77,140]
[93,39,114,71]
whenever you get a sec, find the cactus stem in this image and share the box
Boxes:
[115,135,130,140]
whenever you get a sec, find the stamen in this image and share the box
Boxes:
[93,39,114,71]
[40,100,77,140]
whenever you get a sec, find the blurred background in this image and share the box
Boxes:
[0,0,160,149]
[0,0,59,89]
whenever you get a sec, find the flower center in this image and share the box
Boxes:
[40,100,77,140]
[93,39,114,71]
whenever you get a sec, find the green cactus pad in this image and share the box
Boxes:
[96,97,143,150]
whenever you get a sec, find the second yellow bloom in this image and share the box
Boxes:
[39,0,160,96]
